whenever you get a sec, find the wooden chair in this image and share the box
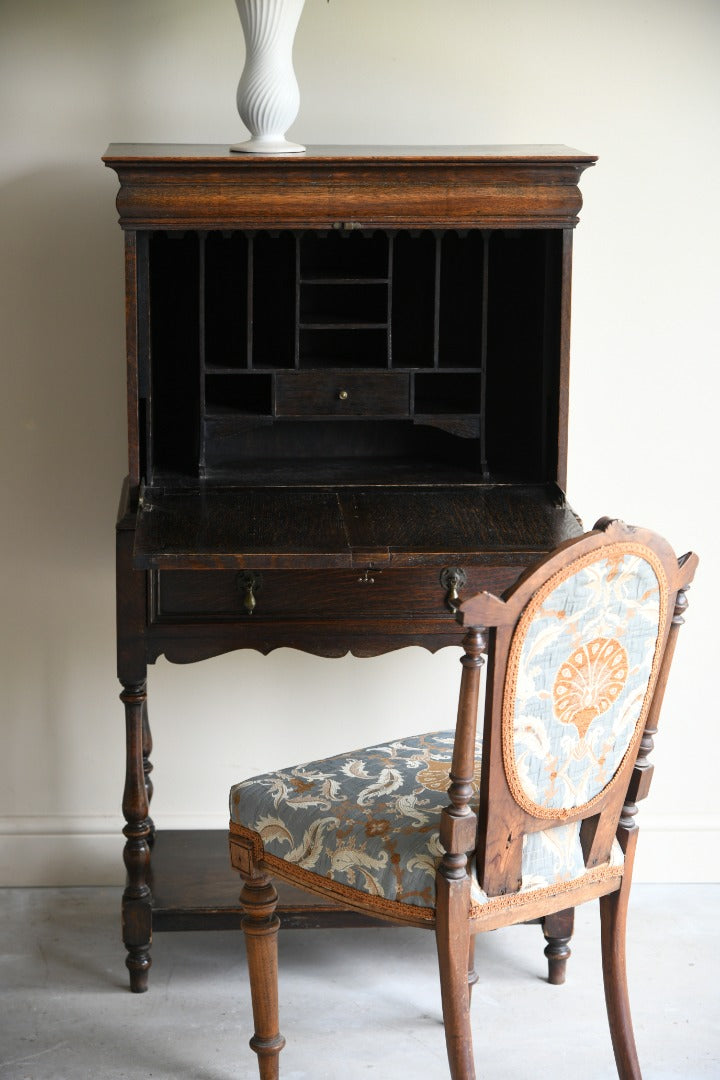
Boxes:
[228,518,697,1079]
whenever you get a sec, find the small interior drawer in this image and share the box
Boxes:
[275,372,409,417]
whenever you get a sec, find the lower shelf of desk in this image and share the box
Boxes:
[149,829,386,931]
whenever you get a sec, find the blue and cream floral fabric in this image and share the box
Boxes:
[506,549,665,817]
[230,731,623,912]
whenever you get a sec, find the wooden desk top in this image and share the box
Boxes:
[104,143,597,164]
[130,483,581,570]
[103,144,596,230]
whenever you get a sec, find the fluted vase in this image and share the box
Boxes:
[231,0,305,154]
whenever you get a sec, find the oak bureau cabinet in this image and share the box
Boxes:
[104,145,596,991]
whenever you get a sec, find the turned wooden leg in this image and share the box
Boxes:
[120,679,153,993]
[436,874,476,1080]
[240,873,285,1080]
[542,907,574,985]
[141,697,155,845]
[434,627,484,1079]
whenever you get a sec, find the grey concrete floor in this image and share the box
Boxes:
[0,885,717,1079]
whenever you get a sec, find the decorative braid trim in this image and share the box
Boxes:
[229,823,623,927]
[469,859,623,921]
[502,542,669,821]
[264,850,437,926]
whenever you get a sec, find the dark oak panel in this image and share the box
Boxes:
[134,488,350,569]
[150,830,386,931]
[338,485,580,559]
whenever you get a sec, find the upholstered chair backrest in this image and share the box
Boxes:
[458,519,697,899]
[504,546,665,819]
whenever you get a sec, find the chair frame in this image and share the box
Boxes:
[229,518,697,1080]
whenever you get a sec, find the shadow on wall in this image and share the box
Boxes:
[1,162,126,555]
[0,163,128,816]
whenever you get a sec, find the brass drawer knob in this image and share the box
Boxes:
[338,389,349,401]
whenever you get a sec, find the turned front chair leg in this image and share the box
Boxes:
[240,873,285,1080]
[542,907,574,985]
[436,874,476,1080]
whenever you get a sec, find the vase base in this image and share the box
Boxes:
[230,136,305,155]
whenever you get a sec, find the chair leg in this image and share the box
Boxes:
[542,907,574,985]
[436,875,476,1080]
[240,872,285,1080]
[600,879,641,1080]
[467,933,478,1004]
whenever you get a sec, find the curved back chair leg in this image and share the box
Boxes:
[240,873,285,1080]
[436,875,476,1080]
[600,859,641,1080]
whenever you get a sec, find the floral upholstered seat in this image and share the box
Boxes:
[229,729,624,922]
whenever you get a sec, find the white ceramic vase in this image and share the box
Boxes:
[231,0,306,154]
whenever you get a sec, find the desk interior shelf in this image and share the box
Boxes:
[145,226,563,487]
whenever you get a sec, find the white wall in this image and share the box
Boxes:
[1,0,718,886]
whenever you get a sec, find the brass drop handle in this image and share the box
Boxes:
[338,390,349,401]
[440,567,467,613]
[236,571,263,616]
[243,581,256,615]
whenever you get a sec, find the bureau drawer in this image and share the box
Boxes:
[153,565,522,622]
[275,372,409,417]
